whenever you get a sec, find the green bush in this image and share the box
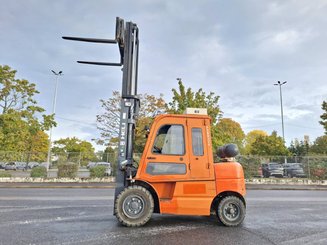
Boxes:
[90,165,107,178]
[30,166,47,178]
[0,172,12,178]
[308,157,327,180]
[311,168,327,180]
[57,162,78,178]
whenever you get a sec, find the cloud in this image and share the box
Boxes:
[0,0,326,149]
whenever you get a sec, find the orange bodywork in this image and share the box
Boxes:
[134,114,246,216]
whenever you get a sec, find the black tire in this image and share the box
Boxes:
[216,196,246,227]
[115,185,154,227]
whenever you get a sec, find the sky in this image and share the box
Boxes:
[1,0,326,151]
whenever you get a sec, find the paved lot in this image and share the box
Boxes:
[0,188,327,245]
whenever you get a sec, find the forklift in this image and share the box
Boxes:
[63,17,246,227]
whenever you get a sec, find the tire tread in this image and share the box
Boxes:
[216,195,246,227]
[115,185,154,227]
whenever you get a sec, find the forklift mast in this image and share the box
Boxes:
[62,17,140,195]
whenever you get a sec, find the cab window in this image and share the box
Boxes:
[192,128,204,156]
[152,125,185,155]
[146,162,186,175]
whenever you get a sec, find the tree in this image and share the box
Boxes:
[52,137,96,166]
[250,131,289,156]
[96,91,166,149]
[134,93,166,152]
[166,79,223,151]
[0,112,49,162]
[96,91,121,143]
[320,101,327,134]
[212,118,245,151]
[0,112,30,151]
[0,65,41,114]
[0,65,55,158]
[288,139,310,156]
[310,135,327,155]
[23,130,49,162]
[167,79,222,124]
[243,130,268,155]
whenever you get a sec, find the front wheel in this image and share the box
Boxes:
[115,185,154,227]
[216,196,246,227]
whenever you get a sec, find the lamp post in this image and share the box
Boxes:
[274,81,287,142]
[47,70,63,168]
[274,81,287,164]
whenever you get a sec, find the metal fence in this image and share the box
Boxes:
[1,152,326,180]
[236,155,327,180]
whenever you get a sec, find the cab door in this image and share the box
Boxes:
[141,117,189,182]
[187,118,210,179]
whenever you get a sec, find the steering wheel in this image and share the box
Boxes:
[153,145,162,153]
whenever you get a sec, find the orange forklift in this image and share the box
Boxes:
[63,17,246,227]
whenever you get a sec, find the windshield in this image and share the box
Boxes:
[269,164,281,169]
[290,164,302,168]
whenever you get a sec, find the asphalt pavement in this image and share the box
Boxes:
[1,182,327,191]
[0,188,327,245]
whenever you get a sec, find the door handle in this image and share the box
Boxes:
[147,157,156,160]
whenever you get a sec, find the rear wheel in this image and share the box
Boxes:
[216,196,246,227]
[115,185,154,227]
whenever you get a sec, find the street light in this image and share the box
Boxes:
[47,70,63,167]
[274,81,287,142]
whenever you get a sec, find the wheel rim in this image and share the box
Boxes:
[223,202,240,221]
[122,194,145,219]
